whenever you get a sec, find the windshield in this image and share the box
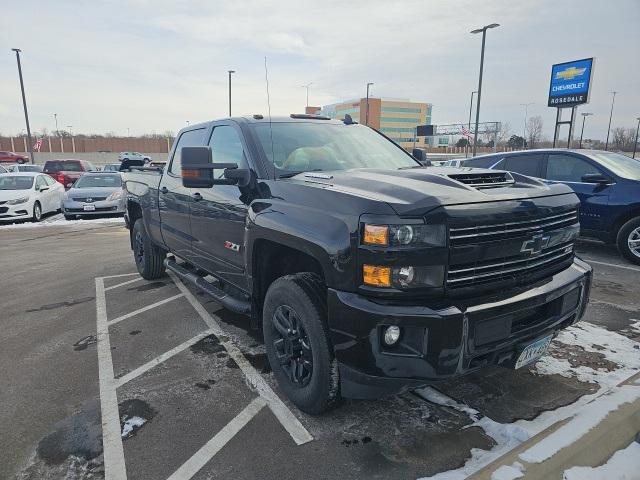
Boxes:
[253,122,419,175]
[74,174,122,188]
[0,176,34,190]
[44,161,82,172]
[17,165,42,172]
[587,152,640,180]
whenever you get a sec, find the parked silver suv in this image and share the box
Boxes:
[118,151,150,162]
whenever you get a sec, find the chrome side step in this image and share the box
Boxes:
[164,258,251,315]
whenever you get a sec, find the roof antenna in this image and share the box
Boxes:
[264,56,276,180]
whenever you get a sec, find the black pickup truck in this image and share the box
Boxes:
[122,115,592,414]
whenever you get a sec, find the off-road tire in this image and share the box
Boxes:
[132,219,166,279]
[617,216,640,265]
[263,273,340,414]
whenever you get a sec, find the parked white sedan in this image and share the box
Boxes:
[0,173,64,222]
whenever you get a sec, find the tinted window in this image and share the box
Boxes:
[209,125,248,179]
[463,156,504,168]
[74,174,122,188]
[18,165,42,172]
[0,176,34,190]
[169,128,206,176]
[546,154,600,182]
[44,161,82,172]
[504,153,544,177]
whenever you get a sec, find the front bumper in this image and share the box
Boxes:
[62,199,125,216]
[328,258,592,399]
[0,202,32,220]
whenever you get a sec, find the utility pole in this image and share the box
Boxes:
[633,117,640,159]
[54,113,59,136]
[470,23,500,157]
[301,82,313,108]
[12,48,34,164]
[605,91,617,151]
[465,91,477,158]
[579,112,593,149]
[520,102,534,149]
[228,70,235,117]
[365,82,374,126]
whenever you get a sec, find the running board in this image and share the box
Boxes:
[164,258,251,315]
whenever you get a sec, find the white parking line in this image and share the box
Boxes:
[105,277,144,291]
[103,272,140,279]
[107,293,185,326]
[584,258,640,272]
[95,277,128,480]
[166,397,267,480]
[168,271,314,446]
[115,330,215,388]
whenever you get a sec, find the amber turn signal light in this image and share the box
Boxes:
[363,265,391,287]
[363,225,389,246]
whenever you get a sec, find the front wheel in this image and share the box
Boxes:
[263,273,339,415]
[132,219,166,279]
[617,217,640,265]
[32,202,42,222]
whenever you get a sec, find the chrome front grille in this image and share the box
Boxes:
[72,196,107,202]
[449,210,579,246]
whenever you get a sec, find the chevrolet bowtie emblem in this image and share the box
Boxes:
[555,66,586,81]
[521,233,550,256]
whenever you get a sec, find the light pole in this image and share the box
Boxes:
[228,70,235,117]
[54,113,59,136]
[520,102,534,149]
[465,91,477,157]
[12,48,34,164]
[470,23,500,157]
[579,112,593,149]
[301,82,313,108]
[365,82,374,126]
[605,91,617,151]
[633,117,640,159]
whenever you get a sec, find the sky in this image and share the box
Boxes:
[1,0,639,141]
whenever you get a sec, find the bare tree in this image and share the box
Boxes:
[496,121,511,146]
[612,127,635,151]
[526,116,543,149]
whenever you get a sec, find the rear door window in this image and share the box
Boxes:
[546,154,601,182]
[169,128,207,176]
[503,153,545,178]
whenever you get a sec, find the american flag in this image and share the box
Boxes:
[33,138,43,152]
[460,125,473,140]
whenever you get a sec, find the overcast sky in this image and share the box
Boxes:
[1,0,638,141]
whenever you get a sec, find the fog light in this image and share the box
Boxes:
[396,266,415,287]
[383,326,401,345]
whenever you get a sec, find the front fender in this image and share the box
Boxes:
[246,200,358,291]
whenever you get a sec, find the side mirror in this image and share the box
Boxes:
[581,173,611,185]
[39,186,49,192]
[181,146,251,188]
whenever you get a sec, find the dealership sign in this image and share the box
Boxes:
[548,58,594,107]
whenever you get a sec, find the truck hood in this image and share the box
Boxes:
[285,167,575,216]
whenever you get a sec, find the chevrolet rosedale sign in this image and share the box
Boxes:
[548,58,594,107]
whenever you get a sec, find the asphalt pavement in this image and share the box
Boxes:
[1,219,639,480]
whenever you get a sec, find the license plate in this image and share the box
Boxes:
[514,334,553,369]
[83,205,96,211]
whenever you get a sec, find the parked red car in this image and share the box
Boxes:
[0,151,28,164]
[43,159,97,188]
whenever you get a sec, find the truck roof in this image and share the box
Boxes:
[185,114,344,130]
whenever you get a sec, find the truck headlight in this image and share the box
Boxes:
[7,196,29,205]
[364,265,444,288]
[363,224,446,247]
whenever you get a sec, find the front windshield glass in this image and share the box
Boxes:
[0,176,34,190]
[253,122,419,175]
[74,174,121,188]
[587,152,640,180]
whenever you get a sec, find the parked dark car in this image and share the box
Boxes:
[464,149,640,264]
[0,151,28,164]
[43,159,97,189]
[122,116,591,414]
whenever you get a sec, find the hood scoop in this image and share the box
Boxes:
[447,171,515,189]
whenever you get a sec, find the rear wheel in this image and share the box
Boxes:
[263,273,339,414]
[132,219,166,279]
[617,217,640,265]
[32,202,42,222]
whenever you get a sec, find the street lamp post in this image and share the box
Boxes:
[54,113,59,136]
[465,91,477,158]
[365,82,374,126]
[301,82,313,108]
[579,112,593,149]
[228,70,235,117]
[605,91,617,151]
[520,102,534,149]
[633,117,640,159]
[12,48,34,164]
[470,23,500,157]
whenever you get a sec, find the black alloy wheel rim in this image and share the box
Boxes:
[134,231,145,267]
[271,305,313,387]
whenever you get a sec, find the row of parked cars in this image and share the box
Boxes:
[0,159,127,223]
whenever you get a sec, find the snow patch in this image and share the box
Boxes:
[0,215,124,229]
[563,440,640,480]
[491,462,524,480]
[121,416,146,438]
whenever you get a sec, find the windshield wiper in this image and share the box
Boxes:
[278,169,323,179]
